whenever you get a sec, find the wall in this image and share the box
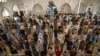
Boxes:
[23,0,79,13]
[91,0,100,14]
[0,0,23,23]
[23,0,100,13]
[0,0,100,22]
[0,3,3,23]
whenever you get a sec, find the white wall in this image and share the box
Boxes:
[91,0,100,14]
[0,0,100,21]
[23,0,100,13]
[0,3,3,23]
[23,0,79,12]
[0,0,23,16]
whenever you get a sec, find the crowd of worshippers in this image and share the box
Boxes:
[0,12,100,56]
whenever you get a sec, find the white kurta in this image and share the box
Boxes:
[58,33,65,44]
[33,25,36,31]
[64,28,69,33]
[37,33,44,52]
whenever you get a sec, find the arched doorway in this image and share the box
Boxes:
[2,8,10,17]
[13,5,19,12]
[75,3,86,13]
[60,3,71,13]
[33,4,43,15]
[13,5,20,20]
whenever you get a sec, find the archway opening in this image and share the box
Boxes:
[2,8,10,18]
[13,5,19,12]
[13,5,20,21]
[13,5,20,16]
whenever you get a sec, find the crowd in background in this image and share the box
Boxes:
[0,9,100,56]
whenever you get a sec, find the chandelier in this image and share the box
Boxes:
[0,0,7,2]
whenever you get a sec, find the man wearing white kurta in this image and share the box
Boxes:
[58,33,65,45]
[37,33,44,52]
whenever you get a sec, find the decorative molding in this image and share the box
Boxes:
[60,3,71,13]
[33,3,43,15]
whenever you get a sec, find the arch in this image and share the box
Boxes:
[75,3,86,13]
[96,6,100,15]
[33,3,43,15]
[60,3,71,13]
[12,5,20,16]
[2,8,10,17]
[13,5,19,12]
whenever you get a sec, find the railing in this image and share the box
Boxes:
[0,37,11,56]
[0,37,25,56]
